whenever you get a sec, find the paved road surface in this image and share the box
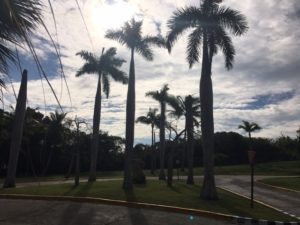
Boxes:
[215,175,300,218]
[0,199,233,225]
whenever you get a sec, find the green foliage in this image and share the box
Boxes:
[0,0,42,73]
[76,47,128,98]
[258,177,300,191]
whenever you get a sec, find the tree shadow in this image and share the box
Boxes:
[74,181,93,197]
[58,202,95,225]
[63,184,78,196]
[124,189,150,225]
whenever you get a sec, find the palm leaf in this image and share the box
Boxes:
[167,7,202,52]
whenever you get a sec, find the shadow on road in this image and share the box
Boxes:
[125,189,150,225]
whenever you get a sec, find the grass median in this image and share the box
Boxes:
[258,176,300,191]
[0,180,296,222]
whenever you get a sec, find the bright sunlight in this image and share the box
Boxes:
[91,1,137,30]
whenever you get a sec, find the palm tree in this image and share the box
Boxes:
[136,108,159,174]
[41,110,67,176]
[168,95,200,184]
[105,18,165,189]
[238,120,261,139]
[166,0,248,199]
[3,70,27,188]
[76,47,128,181]
[146,84,177,180]
[0,0,42,74]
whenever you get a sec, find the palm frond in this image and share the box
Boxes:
[76,63,97,77]
[106,66,128,84]
[215,27,235,70]
[215,6,248,36]
[0,78,6,89]
[76,51,97,63]
[136,116,151,125]
[187,27,203,68]
[135,43,154,61]
[145,91,160,101]
[167,6,202,52]
[142,35,166,48]
[105,30,127,46]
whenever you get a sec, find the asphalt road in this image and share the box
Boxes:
[0,199,233,225]
[215,175,300,218]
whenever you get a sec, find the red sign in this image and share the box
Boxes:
[248,150,256,165]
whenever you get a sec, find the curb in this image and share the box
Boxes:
[256,180,300,193]
[218,187,300,224]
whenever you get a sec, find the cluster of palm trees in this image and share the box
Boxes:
[1,0,248,200]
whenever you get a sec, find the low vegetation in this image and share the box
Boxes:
[0,180,295,221]
[258,177,300,191]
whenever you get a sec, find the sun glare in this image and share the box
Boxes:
[92,1,137,30]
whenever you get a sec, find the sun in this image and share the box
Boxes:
[91,1,138,30]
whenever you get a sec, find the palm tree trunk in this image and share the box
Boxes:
[65,153,74,179]
[3,70,27,188]
[89,72,102,181]
[181,130,186,172]
[150,124,155,174]
[200,34,218,200]
[186,97,194,185]
[167,142,174,186]
[159,101,166,180]
[75,127,80,186]
[123,48,135,189]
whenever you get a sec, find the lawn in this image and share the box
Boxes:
[0,180,296,222]
[0,160,299,184]
[258,176,300,191]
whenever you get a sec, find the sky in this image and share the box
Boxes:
[2,0,300,144]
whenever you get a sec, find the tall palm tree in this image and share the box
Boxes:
[136,108,159,174]
[166,0,248,199]
[76,47,128,181]
[0,0,42,74]
[3,70,27,188]
[105,18,165,189]
[168,95,200,184]
[146,84,177,180]
[238,120,261,139]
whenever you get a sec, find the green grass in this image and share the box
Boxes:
[0,180,296,222]
[258,177,300,191]
[0,160,299,184]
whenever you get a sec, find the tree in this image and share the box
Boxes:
[41,110,67,176]
[105,18,165,189]
[238,120,261,139]
[146,84,177,180]
[168,95,200,184]
[3,70,27,188]
[136,108,159,174]
[0,0,42,74]
[76,47,128,181]
[166,0,248,199]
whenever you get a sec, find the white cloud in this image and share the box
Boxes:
[2,0,300,143]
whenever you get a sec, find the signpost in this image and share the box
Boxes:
[248,150,256,209]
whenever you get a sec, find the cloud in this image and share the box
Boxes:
[2,0,300,144]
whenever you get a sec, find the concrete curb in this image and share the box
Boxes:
[256,180,300,193]
[0,193,299,225]
[218,187,300,224]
